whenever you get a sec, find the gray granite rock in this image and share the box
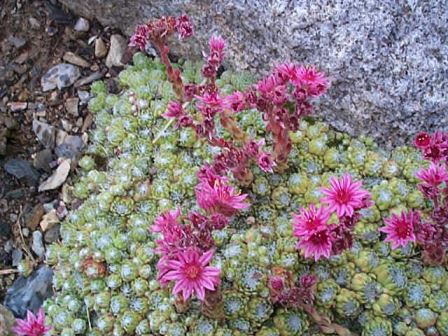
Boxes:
[59,0,448,147]
[3,266,53,318]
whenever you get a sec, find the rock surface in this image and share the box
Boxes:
[59,0,448,146]
[3,266,53,318]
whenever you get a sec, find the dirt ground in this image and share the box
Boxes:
[0,0,120,300]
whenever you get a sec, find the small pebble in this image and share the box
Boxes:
[22,227,29,238]
[74,17,90,32]
[32,231,45,258]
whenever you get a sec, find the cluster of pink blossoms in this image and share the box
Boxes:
[380,131,448,264]
[149,19,327,181]
[12,309,51,336]
[153,167,249,301]
[292,174,372,261]
[129,15,193,51]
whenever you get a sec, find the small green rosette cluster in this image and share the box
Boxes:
[43,54,447,336]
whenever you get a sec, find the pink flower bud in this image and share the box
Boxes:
[175,15,194,39]
[257,152,275,173]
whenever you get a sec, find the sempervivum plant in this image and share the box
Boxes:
[40,14,448,336]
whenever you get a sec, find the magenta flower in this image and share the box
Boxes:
[320,174,371,218]
[12,309,51,336]
[297,227,333,261]
[163,101,184,119]
[152,208,182,234]
[160,249,220,301]
[421,131,448,163]
[208,35,225,65]
[256,74,278,98]
[175,15,194,39]
[244,139,264,157]
[195,92,225,114]
[274,62,298,84]
[129,24,150,51]
[195,174,250,217]
[152,208,185,256]
[379,210,419,249]
[416,162,448,187]
[257,152,276,173]
[225,91,246,112]
[294,65,328,97]
[292,204,331,238]
[209,35,225,53]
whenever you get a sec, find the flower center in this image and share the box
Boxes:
[336,190,350,203]
[306,216,320,230]
[184,264,201,280]
[396,222,412,238]
[310,230,329,245]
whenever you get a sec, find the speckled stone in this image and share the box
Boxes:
[41,63,81,91]
[59,0,448,147]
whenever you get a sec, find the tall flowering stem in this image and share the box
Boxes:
[132,16,328,184]
[129,15,194,100]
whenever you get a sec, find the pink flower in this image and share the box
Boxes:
[256,74,278,98]
[12,309,51,336]
[379,210,419,249]
[208,35,225,65]
[225,91,246,112]
[152,209,184,256]
[297,227,333,261]
[292,204,331,238]
[152,208,182,234]
[257,152,276,173]
[268,275,285,292]
[129,24,150,51]
[163,101,184,119]
[243,139,260,157]
[416,163,448,187]
[294,65,328,97]
[421,131,448,163]
[195,92,225,114]
[320,174,371,218]
[175,15,194,39]
[274,62,298,84]
[195,174,250,217]
[160,249,220,301]
[209,35,225,54]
